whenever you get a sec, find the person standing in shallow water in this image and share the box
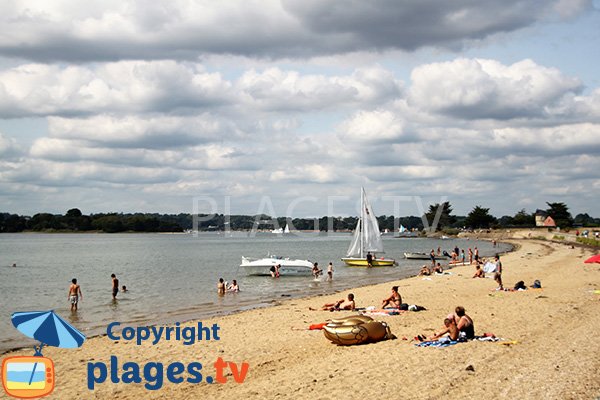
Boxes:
[68,278,82,311]
[111,274,119,300]
[217,278,226,295]
[366,251,373,267]
[327,262,334,281]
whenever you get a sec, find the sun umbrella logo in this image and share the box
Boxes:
[2,311,86,399]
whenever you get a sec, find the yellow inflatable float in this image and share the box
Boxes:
[323,315,393,345]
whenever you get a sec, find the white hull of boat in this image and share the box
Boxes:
[240,256,313,276]
[403,252,449,260]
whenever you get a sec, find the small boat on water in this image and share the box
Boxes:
[272,224,291,235]
[404,252,449,260]
[240,255,313,276]
[341,188,395,267]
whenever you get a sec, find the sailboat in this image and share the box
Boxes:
[284,224,290,234]
[341,188,396,267]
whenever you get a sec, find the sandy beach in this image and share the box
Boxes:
[3,236,600,399]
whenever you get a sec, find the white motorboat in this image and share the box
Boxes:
[240,255,313,276]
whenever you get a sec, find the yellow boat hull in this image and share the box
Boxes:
[341,258,396,267]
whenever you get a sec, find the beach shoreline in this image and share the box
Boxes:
[0,239,514,356]
[3,237,599,399]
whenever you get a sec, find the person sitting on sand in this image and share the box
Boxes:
[312,293,355,311]
[433,262,443,274]
[217,278,226,294]
[381,286,402,309]
[417,318,458,342]
[453,306,475,340]
[228,279,240,292]
[472,264,484,278]
[419,265,431,276]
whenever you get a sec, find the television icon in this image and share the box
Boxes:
[2,356,55,399]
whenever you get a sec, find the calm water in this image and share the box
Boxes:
[0,233,509,352]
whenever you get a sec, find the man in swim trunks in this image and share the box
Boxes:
[493,255,503,290]
[472,264,484,278]
[366,252,373,267]
[111,274,119,299]
[68,278,82,311]
[381,286,402,309]
[318,293,355,311]
[327,262,334,281]
[454,306,475,340]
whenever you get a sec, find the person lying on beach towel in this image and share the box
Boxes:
[310,293,355,311]
[419,265,431,276]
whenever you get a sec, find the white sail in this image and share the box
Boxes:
[346,220,362,257]
[345,188,384,257]
[284,224,290,233]
[399,225,406,233]
[361,188,384,253]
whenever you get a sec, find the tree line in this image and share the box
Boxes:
[0,202,597,233]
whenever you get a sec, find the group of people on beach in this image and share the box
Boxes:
[67,273,126,311]
[416,306,475,342]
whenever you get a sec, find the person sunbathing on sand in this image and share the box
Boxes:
[472,264,484,278]
[419,265,431,276]
[417,318,458,342]
[453,306,475,340]
[433,262,443,274]
[381,286,402,309]
[312,293,355,311]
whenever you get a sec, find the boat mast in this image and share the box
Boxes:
[360,187,364,258]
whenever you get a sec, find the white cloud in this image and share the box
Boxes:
[0,1,582,62]
[408,58,582,119]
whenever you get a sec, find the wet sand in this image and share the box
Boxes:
[3,237,600,399]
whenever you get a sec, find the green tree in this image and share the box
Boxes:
[423,202,456,231]
[512,209,535,226]
[545,202,573,227]
[464,206,497,229]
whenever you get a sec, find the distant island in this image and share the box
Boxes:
[1,202,597,234]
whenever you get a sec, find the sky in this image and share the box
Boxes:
[0,0,599,218]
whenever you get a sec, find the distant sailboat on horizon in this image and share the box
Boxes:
[341,188,396,267]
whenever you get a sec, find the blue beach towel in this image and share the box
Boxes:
[415,339,459,348]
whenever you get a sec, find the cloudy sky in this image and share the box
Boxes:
[0,0,599,218]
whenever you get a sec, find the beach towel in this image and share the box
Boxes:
[415,338,459,348]
[363,310,401,317]
[483,262,497,274]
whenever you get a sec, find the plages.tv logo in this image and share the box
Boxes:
[1,311,85,399]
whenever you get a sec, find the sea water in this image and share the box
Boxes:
[0,232,509,352]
